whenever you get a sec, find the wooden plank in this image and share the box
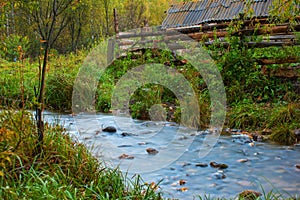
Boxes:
[262,66,300,78]
[203,41,299,48]
[259,57,299,65]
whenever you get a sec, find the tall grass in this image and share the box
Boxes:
[0,110,162,199]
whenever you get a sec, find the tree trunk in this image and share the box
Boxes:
[35,0,57,153]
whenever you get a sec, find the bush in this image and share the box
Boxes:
[0,34,30,61]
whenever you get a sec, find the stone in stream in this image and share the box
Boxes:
[195,163,208,167]
[251,133,263,142]
[296,164,300,169]
[231,129,241,133]
[237,158,249,163]
[121,132,136,137]
[118,154,134,159]
[212,170,226,179]
[95,130,101,135]
[117,144,133,148]
[182,162,191,167]
[210,162,228,169]
[171,179,187,186]
[102,126,117,133]
[146,148,159,155]
[138,142,148,145]
[176,187,188,192]
[232,135,253,144]
[238,190,262,200]
[179,179,187,185]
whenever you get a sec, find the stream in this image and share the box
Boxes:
[43,111,300,199]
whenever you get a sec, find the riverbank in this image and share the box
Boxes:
[1,49,299,145]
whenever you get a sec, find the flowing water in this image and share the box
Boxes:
[44,111,300,199]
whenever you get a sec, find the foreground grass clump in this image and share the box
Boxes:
[0,110,162,199]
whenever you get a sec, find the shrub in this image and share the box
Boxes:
[0,34,30,61]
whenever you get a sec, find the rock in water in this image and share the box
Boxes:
[102,126,117,133]
[237,158,249,163]
[121,132,135,137]
[118,154,134,159]
[146,148,159,155]
[210,162,228,169]
[195,163,208,167]
[296,164,300,169]
[179,179,187,185]
[212,170,226,179]
[238,190,262,200]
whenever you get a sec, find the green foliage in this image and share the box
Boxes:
[0,110,162,199]
[0,60,37,108]
[269,125,296,145]
[228,103,268,131]
[207,35,298,105]
[45,73,74,111]
[0,34,30,61]
[269,0,300,24]
[0,52,85,111]
[267,103,300,129]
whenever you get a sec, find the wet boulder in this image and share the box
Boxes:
[102,126,117,133]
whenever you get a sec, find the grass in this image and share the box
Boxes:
[0,52,84,112]
[226,102,300,145]
[0,110,162,199]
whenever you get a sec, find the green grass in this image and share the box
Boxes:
[0,52,84,112]
[0,110,162,199]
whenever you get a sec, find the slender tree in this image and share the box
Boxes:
[22,0,73,152]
